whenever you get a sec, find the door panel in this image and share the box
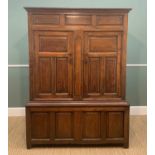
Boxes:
[33,31,74,100]
[84,57,101,96]
[88,58,100,94]
[106,112,124,138]
[83,31,121,99]
[89,36,117,52]
[39,58,51,94]
[55,112,74,140]
[82,112,101,140]
[39,36,68,52]
[105,58,117,94]
[31,113,50,139]
[56,58,69,94]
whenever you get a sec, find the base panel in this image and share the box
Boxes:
[26,101,129,148]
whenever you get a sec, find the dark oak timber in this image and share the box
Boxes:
[25,8,131,148]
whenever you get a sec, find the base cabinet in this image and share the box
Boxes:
[26,103,129,148]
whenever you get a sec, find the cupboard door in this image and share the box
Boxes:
[83,32,122,99]
[33,31,74,100]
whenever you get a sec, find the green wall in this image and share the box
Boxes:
[8,0,147,107]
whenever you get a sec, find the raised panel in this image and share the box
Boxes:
[56,58,68,94]
[65,15,91,25]
[55,112,74,139]
[83,57,105,98]
[85,31,119,54]
[31,113,50,139]
[105,58,117,93]
[89,37,117,52]
[107,112,124,138]
[32,15,60,25]
[88,58,100,94]
[82,112,101,139]
[38,58,51,93]
[96,15,123,25]
[35,31,73,54]
[39,36,68,52]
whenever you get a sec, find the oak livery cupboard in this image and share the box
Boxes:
[25,8,131,148]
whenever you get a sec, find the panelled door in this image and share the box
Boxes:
[83,31,122,99]
[33,31,74,100]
